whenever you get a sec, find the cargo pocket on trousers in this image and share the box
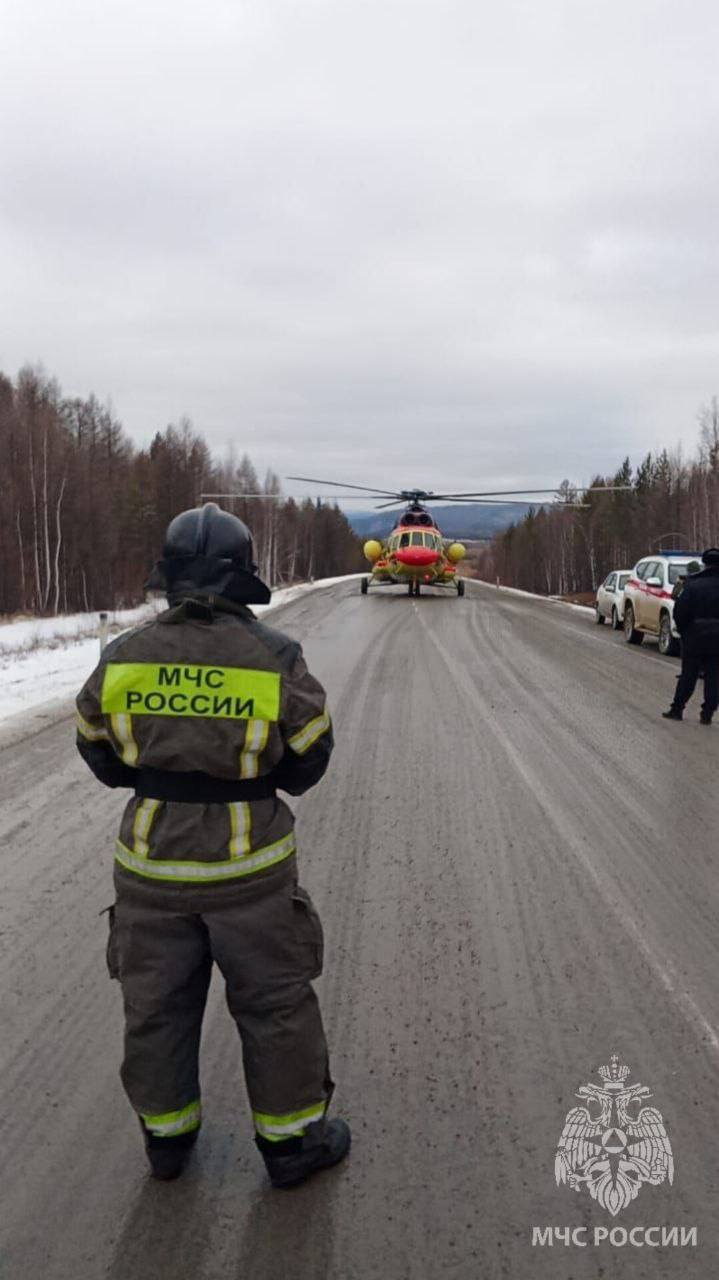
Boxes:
[102,904,121,981]
[291,887,324,979]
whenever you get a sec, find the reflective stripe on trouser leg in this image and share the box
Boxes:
[141,1099,202,1138]
[113,896,212,1127]
[204,883,333,1146]
[241,985,333,1144]
[253,1101,328,1143]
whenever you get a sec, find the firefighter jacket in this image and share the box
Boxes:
[75,597,333,888]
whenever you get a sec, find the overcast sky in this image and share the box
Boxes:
[2,0,719,503]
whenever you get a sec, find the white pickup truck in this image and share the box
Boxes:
[622,553,702,656]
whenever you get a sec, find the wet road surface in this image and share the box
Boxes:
[0,580,717,1279]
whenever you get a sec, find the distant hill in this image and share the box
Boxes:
[346,502,536,541]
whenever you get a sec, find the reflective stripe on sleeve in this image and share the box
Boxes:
[253,1102,327,1142]
[287,707,331,755]
[141,1100,202,1138]
[239,718,270,779]
[111,713,139,766]
[132,798,162,857]
[76,711,110,742]
[114,831,296,883]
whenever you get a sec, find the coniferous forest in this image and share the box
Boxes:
[477,400,719,595]
[0,366,365,616]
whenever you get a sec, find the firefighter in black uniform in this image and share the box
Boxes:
[663,547,719,723]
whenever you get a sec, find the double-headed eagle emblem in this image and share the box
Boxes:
[555,1055,674,1216]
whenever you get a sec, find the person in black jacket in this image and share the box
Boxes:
[663,548,719,723]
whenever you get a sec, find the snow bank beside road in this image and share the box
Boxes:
[473,580,595,616]
[0,602,166,658]
[0,576,361,726]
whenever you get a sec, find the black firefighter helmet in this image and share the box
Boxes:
[147,502,271,605]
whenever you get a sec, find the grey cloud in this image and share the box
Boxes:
[2,0,719,502]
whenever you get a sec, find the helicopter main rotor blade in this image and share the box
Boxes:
[419,494,550,503]
[431,488,564,497]
[420,497,588,507]
[285,478,637,500]
[387,493,559,505]
[370,493,565,506]
[371,497,590,510]
[460,499,591,507]
[439,486,635,497]
[204,490,592,510]
[286,475,399,497]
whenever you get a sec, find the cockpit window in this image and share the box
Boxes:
[399,532,410,548]
[411,532,424,546]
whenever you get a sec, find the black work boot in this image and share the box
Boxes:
[700,710,713,725]
[142,1125,199,1181]
[256,1119,351,1189]
[662,707,683,721]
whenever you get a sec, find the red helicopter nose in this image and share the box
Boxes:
[395,548,440,568]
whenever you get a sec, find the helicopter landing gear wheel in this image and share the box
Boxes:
[360,577,368,595]
[456,579,465,597]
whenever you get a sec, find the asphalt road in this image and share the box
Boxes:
[1,579,717,1280]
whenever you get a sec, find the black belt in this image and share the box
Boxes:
[134,767,276,803]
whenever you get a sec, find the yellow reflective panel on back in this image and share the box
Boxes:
[101,663,281,721]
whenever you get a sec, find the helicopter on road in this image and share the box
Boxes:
[201,475,632,599]
[286,476,609,597]
[362,494,467,597]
